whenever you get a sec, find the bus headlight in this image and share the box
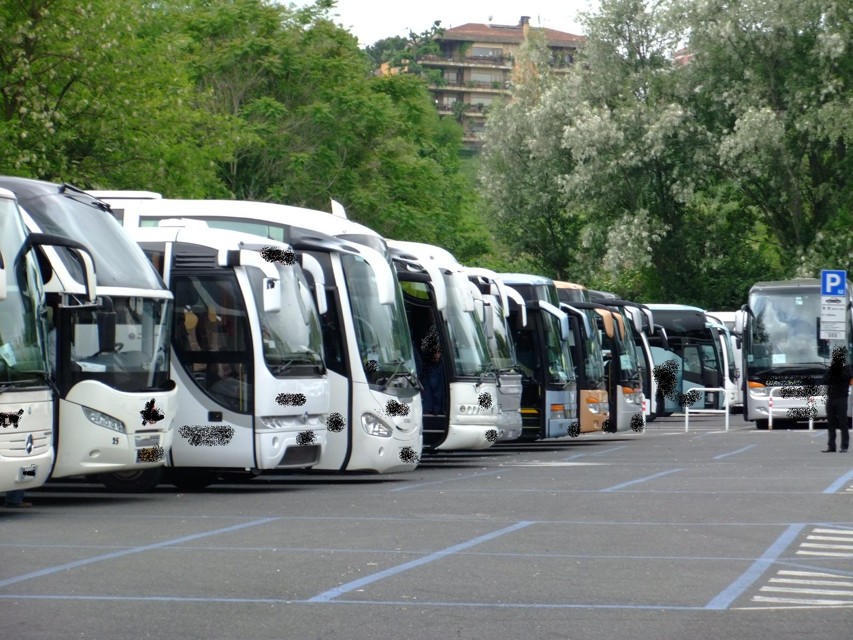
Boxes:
[624,391,643,405]
[749,385,769,398]
[588,402,608,414]
[550,404,566,419]
[458,404,481,415]
[586,398,607,414]
[361,414,392,438]
[82,407,126,433]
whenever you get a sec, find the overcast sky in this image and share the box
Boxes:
[289,0,598,47]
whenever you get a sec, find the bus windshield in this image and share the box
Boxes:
[247,265,324,376]
[62,296,173,392]
[444,275,492,377]
[748,291,843,370]
[0,199,49,385]
[341,254,416,386]
[542,311,573,384]
[486,296,517,372]
[581,309,606,388]
[23,191,163,290]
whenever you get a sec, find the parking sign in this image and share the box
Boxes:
[821,269,847,296]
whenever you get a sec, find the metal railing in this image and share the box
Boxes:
[767,386,820,430]
[683,387,730,432]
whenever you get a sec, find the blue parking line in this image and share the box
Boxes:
[388,468,504,493]
[0,594,706,609]
[823,469,853,494]
[588,445,629,456]
[599,468,683,492]
[713,444,756,460]
[704,523,805,610]
[307,520,535,602]
[0,517,279,589]
[561,444,628,462]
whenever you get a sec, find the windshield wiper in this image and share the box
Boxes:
[268,353,321,375]
[475,366,498,388]
[380,359,410,392]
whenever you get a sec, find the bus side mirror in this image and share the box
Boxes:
[485,303,495,339]
[0,250,6,301]
[263,277,282,313]
[98,310,117,354]
[817,318,830,358]
[734,309,746,335]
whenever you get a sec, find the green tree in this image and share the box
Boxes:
[0,0,236,194]
[175,0,488,258]
[479,0,789,306]
[365,35,409,67]
[675,0,853,273]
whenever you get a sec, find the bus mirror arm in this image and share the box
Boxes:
[19,233,98,304]
[298,253,328,315]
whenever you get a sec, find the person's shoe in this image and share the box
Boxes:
[4,501,32,508]
[841,447,848,453]
[822,447,836,453]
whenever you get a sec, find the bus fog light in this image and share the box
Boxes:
[361,414,392,438]
[82,406,126,433]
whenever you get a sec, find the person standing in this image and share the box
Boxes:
[823,346,851,453]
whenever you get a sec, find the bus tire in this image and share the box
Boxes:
[168,469,217,491]
[646,413,657,423]
[756,419,769,430]
[98,468,163,493]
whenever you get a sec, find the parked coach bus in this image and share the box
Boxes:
[0,187,97,495]
[735,279,853,429]
[0,177,177,491]
[92,194,422,472]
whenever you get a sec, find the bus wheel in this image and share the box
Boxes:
[168,470,217,491]
[756,419,769,430]
[98,468,163,493]
[645,413,657,423]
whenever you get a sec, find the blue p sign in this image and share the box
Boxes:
[821,270,847,296]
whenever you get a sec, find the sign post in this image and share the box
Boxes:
[820,269,847,340]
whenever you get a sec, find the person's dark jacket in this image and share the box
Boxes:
[414,349,446,414]
[824,361,853,400]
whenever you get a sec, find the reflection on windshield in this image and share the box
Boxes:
[542,311,572,384]
[61,296,172,392]
[247,265,324,376]
[749,292,845,369]
[0,201,49,384]
[486,299,517,371]
[23,192,163,290]
[444,275,491,377]
[582,309,606,387]
[342,254,415,385]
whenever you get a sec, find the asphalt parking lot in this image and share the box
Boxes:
[2,415,852,640]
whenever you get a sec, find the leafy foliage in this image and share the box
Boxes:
[479,0,845,308]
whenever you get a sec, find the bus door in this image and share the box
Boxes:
[169,270,255,468]
[398,275,448,448]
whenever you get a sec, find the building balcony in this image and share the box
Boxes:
[435,102,492,117]
[428,79,511,94]
[421,54,513,69]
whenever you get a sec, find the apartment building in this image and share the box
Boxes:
[422,16,584,149]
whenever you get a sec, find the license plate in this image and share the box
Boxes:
[17,465,37,482]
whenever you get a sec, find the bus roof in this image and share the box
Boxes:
[645,303,705,312]
[750,278,821,291]
[498,273,554,286]
[387,240,460,268]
